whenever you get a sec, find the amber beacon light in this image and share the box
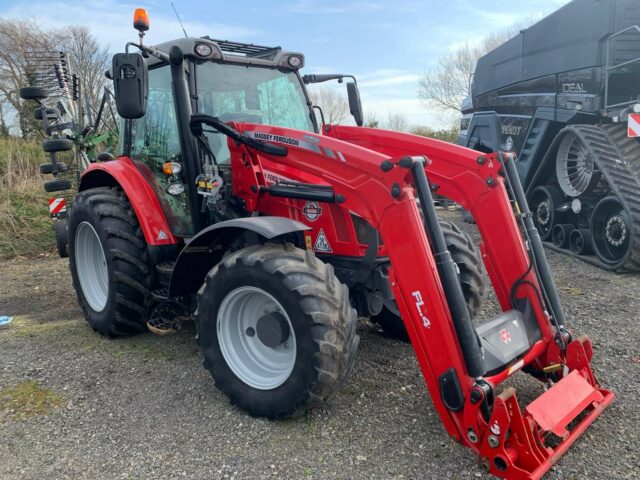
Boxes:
[133,8,150,32]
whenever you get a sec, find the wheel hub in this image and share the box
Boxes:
[556,131,601,197]
[590,196,631,267]
[217,286,296,390]
[605,216,627,246]
[536,201,551,226]
[256,312,291,348]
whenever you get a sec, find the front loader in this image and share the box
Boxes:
[62,9,613,478]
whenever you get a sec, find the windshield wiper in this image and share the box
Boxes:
[189,114,288,157]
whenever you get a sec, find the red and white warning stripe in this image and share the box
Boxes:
[48,197,66,215]
[628,113,640,138]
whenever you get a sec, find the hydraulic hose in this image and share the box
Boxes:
[499,153,567,328]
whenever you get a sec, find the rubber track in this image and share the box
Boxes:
[566,124,640,271]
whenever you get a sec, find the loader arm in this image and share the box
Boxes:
[220,121,613,480]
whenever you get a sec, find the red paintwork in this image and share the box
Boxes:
[82,122,612,478]
[226,122,614,480]
[80,157,177,246]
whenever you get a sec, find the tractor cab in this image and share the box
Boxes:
[115,35,315,237]
[112,13,363,238]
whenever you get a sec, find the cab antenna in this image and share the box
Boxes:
[171,2,188,38]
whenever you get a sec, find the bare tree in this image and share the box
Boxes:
[364,111,381,128]
[0,19,61,138]
[62,26,111,119]
[0,19,111,137]
[385,111,408,132]
[0,103,9,138]
[309,87,349,125]
[418,20,535,114]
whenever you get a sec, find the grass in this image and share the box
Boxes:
[0,380,61,419]
[0,136,56,258]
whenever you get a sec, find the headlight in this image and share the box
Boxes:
[166,182,185,196]
[195,43,213,57]
[287,55,302,68]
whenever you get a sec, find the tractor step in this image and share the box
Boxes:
[151,287,170,301]
[156,261,175,288]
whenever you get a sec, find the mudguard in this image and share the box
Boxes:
[168,216,310,297]
[79,157,177,246]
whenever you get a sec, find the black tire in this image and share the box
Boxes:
[372,305,410,341]
[69,187,152,337]
[372,220,485,341]
[54,219,69,258]
[197,243,359,419]
[462,208,476,224]
[44,179,72,192]
[20,85,47,100]
[40,162,68,175]
[42,138,73,153]
[34,107,60,121]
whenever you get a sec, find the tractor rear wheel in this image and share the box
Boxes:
[197,243,359,419]
[372,220,484,341]
[69,187,152,337]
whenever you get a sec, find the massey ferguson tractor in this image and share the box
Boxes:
[459,0,640,271]
[43,9,614,478]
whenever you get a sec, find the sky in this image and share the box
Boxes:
[0,0,570,128]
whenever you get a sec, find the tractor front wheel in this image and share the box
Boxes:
[69,187,152,337]
[197,243,359,419]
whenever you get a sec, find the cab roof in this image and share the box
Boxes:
[146,36,305,70]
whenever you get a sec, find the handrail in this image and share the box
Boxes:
[604,25,640,112]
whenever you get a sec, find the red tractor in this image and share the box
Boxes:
[65,10,613,479]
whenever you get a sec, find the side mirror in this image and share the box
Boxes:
[112,52,148,119]
[346,82,363,127]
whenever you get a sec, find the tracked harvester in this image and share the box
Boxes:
[46,8,616,478]
[459,0,640,271]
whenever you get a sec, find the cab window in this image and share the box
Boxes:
[129,66,193,236]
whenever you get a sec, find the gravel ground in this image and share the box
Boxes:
[0,211,638,479]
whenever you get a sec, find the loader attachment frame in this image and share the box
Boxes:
[217,120,614,479]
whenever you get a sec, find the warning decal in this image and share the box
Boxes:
[48,197,66,215]
[628,113,640,138]
[313,228,332,253]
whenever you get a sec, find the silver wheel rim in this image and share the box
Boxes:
[217,286,296,390]
[75,221,109,312]
[556,132,599,197]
